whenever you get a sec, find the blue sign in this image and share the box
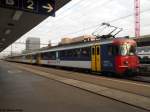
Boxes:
[0,0,55,16]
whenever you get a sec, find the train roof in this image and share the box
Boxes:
[35,39,113,54]
[9,37,136,57]
[113,38,136,45]
[36,38,135,53]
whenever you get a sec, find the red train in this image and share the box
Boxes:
[6,37,140,76]
[6,23,140,76]
[113,38,140,75]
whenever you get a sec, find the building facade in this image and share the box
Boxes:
[26,37,40,51]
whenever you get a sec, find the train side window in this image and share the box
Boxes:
[70,50,74,57]
[60,50,67,57]
[51,52,56,60]
[82,49,87,56]
[41,53,44,59]
[45,52,49,60]
[67,49,81,58]
[41,52,56,60]
[81,47,91,57]
[32,55,36,59]
[74,48,81,57]
[26,55,30,59]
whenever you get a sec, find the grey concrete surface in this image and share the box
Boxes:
[10,61,150,97]
[10,61,150,110]
[0,61,148,112]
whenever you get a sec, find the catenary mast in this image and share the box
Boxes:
[134,0,140,38]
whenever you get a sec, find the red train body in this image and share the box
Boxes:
[6,37,140,76]
[113,39,140,75]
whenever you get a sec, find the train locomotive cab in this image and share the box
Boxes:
[113,38,140,76]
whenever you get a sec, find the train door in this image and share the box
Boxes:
[101,44,115,72]
[91,45,101,72]
[36,53,41,64]
[30,55,32,63]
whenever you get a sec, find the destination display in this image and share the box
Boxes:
[0,0,55,16]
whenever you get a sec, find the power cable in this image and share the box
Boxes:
[46,0,115,35]
[54,0,114,23]
[13,42,49,45]
[56,0,87,17]
[62,8,150,36]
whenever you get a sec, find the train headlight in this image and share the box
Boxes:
[124,61,128,65]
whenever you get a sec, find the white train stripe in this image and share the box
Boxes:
[40,60,91,69]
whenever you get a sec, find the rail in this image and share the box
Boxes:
[139,64,150,76]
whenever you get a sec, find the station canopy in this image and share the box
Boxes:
[0,0,71,52]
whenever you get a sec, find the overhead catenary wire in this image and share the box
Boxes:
[62,8,150,36]
[46,0,116,36]
[3,1,150,54]
[54,0,114,23]
[56,0,87,18]
[13,42,49,45]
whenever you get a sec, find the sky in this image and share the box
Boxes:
[1,0,150,57]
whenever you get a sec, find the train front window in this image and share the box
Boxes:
[119,44,136,56]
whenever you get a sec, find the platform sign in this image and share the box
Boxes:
[22,0,38,13]
[0,0,55,16]
[0,0,19,8]
[38,0,54,15]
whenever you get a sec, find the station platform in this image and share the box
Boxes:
[0,60,149,112]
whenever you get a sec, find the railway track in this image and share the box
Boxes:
[127,64,150,83]
[139,64,150,76]
[127,76,150,83]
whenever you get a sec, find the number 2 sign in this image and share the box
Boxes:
[0,0,55,16]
